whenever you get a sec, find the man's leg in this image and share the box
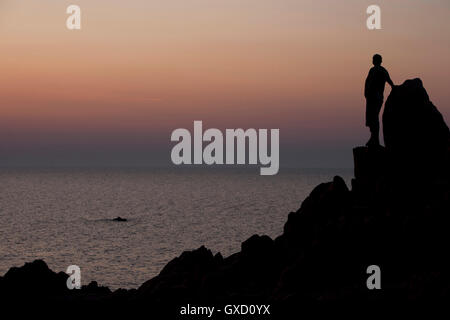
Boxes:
[369,118,380,145]
[372,98,383,145]
[365,98,382,146]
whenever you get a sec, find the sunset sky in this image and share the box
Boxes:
[1,0,449,167]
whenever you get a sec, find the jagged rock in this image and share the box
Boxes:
[352,146,390,205]
[283,175,350,242]
[241,234,274,257]
[135,246,220,302]
[158,245,217,276]
[0,260,69,300]
[353,146,387,182]
[383,78,450,177]
[82,281,111,295]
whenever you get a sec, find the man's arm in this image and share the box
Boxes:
[385,69,394,87]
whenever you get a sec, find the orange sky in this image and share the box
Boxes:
[1,0,449,166]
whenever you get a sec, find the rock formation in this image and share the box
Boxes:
[383,78,449,179]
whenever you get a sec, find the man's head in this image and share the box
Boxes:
[372,54,382,66]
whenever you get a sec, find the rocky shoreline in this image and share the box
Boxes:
[1,79,449,312]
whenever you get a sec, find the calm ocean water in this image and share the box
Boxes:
[0,167,352,289]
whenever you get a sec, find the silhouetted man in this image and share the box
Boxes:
[364,54,394,146]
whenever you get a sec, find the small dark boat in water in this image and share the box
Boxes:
[112,216,127,222]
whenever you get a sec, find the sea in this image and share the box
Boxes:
[0,167,352,289]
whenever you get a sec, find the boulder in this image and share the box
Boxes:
[383,78,450,177]
[0,260,69,300]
